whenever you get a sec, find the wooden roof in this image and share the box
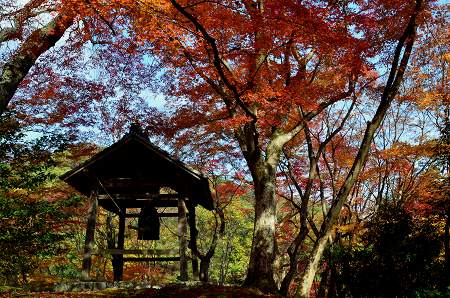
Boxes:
[60,126,214,210]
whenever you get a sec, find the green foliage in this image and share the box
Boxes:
[204,196,254,284]
[0,194,82,284]
[191,193,253,284]
[326,203,447,297]
[414,286,450,298]
[0,113,81,285]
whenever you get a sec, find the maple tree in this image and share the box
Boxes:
[274,103,447,296]
[0,0,159,123]
[402,3,449,275]
[1,0,447,296]
[114,0,430,294]
[0,0,77,114]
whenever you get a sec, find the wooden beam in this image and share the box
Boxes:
[125,212,188,218]
[99,249,179,255]
[106,213,121,282]
[117,215,126,251]
[81,189,98,281]
[98,193,180,200]
[98,198,179,209]
[115,213,125,281]
[100,178,161,188]
[123,257,180,262]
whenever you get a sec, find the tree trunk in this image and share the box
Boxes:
[295,231,332,297]
[186,204,200,280]
[81,190,98,281]
[279,225,309,296]
[0,11,75,114]
[219,237,232,284]
[316,264,330,298]
[178,198,189,281]
[445,121,450,276]
[327,264,338,298]
[105,213,120,282]
[279,179,312,297]
[293,2,423,296]
[199,258,211,282]
[445,204,450,276]
[243,160,278,293]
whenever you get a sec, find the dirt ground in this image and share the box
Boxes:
[2,283,280,298]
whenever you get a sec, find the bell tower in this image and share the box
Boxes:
[60,123,213,282]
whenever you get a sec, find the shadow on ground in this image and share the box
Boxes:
[2,283,280,297]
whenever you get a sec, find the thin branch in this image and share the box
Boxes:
[170,0,257,120]
[84,0,116,35]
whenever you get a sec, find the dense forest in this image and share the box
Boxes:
[0,0,449,297]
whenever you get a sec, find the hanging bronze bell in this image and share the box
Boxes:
[137,204,160,240]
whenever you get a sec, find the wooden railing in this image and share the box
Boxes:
[95,249,180,262]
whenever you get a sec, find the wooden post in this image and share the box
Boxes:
[188,204,199,280]
[178,198,188,281]
[116,212,126,281]
[81,189,98,281]
[106,213,120,282]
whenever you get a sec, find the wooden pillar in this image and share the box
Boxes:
[107,213,120,282]
[188,204,199,280]
[178,198,188,281]
[81,189,98,281]
[116,211,126,281]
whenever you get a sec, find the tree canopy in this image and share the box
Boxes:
[0,0,448,297]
